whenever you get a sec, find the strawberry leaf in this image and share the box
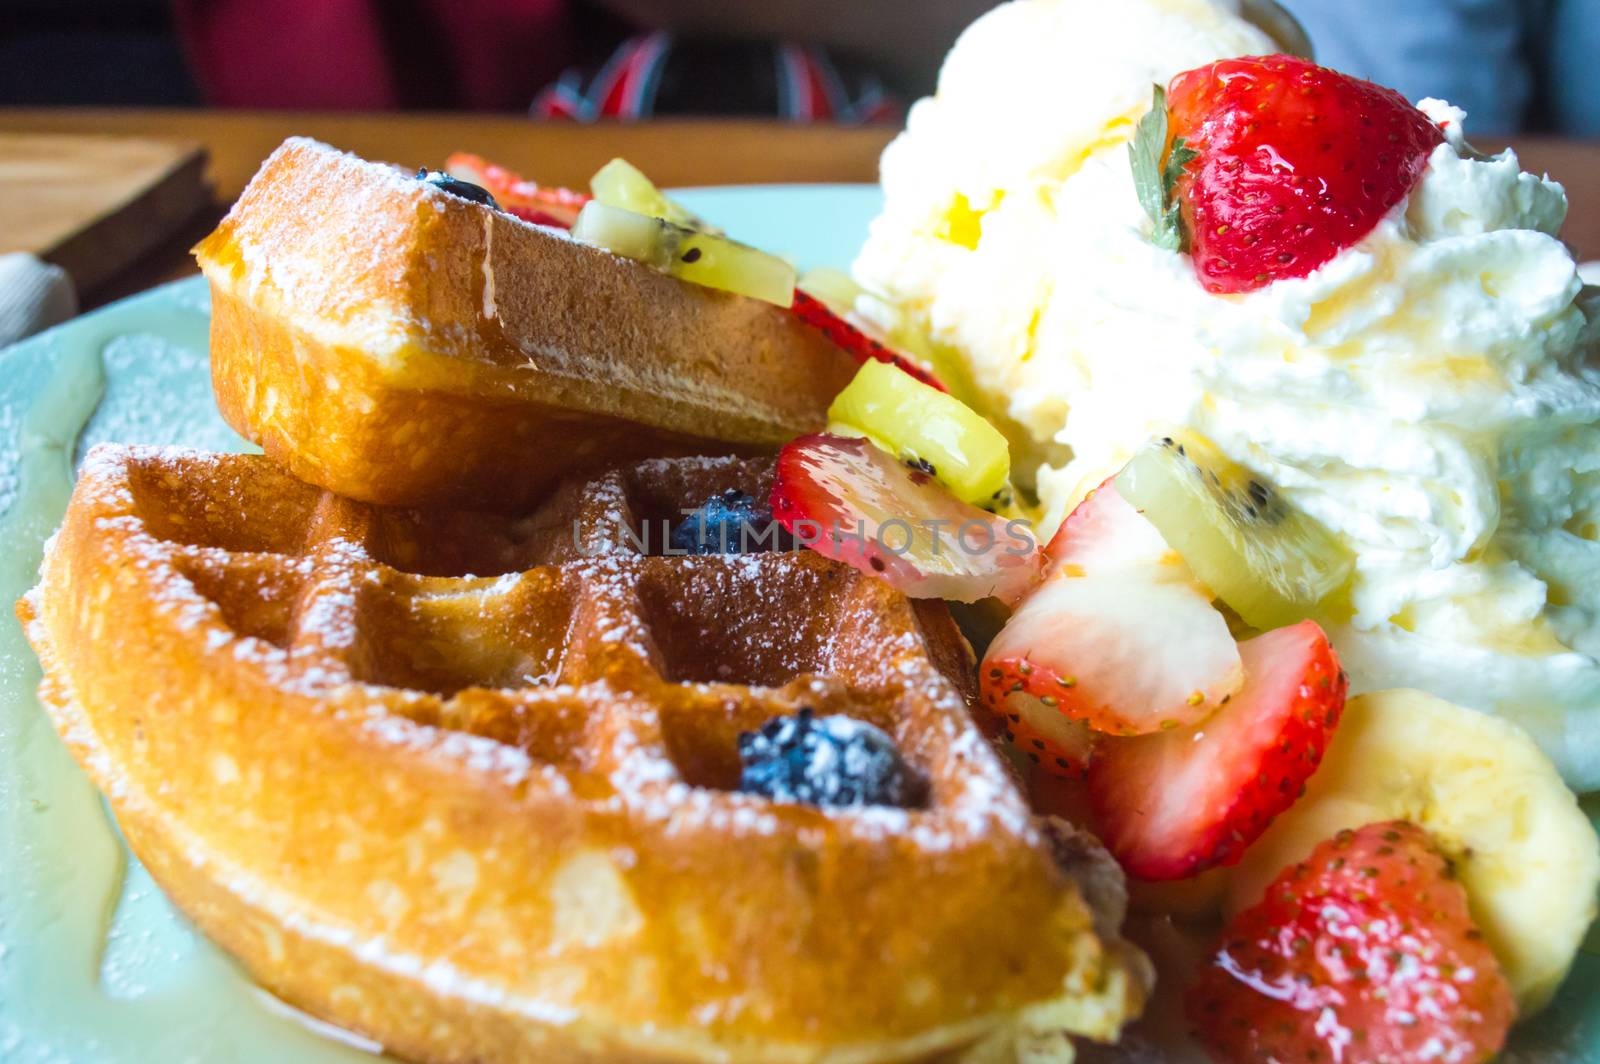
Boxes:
[1165,137,1198,195]
[1128,87,1169,227]
[1128,85,1190,252]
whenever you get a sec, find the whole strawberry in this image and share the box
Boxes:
[1144,54,1445,294]
[1187,820,1514,1064]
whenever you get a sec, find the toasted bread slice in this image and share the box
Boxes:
[195,137,856,510]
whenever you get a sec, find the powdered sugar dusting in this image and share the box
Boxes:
[60,446,1051,903]
[633,455,749,477]
[361,710,538,788]
[208,139,441,358]
[0,402,18,518]
[77,334,246,461]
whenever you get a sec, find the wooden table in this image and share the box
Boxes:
[2,108,1598,308]
[0,109,895,308]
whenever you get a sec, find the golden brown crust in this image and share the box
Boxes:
[22,446,1148,1063]
[195,137,858,511]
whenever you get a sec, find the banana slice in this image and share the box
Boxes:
[1227,688,1600,1014]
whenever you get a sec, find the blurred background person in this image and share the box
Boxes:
[0,0,1596,133]
[0,0,200,106]
[1281,0,1600,134]
[0,0,992,122]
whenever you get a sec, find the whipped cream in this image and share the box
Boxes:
[857,1,1600,788]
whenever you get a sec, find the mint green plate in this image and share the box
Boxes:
[0,184,1594,1062]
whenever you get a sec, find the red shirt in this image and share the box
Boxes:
[173,0,577,110]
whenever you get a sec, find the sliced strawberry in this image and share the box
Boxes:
[1164,54,1444,293]
[445,152,591,229]
[791,289,947,393]
[1187,820,1513,1064]
[1087,620,1346,880]
[982,481,1242,736]
[770,433,1040,603]
[1043,477,1164,569]
[987,690,1097,779]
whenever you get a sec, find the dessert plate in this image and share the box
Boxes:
[0,183,1593,1062]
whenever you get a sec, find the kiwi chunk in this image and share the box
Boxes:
[827,359,1010,506]
[1113,430,1352,630]
[572,201,795,306]
[589,158,705,229]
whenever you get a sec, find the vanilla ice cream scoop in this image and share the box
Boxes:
[857,0,1600,788]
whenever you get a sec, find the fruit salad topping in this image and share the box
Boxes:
[1133,54,1446,293]
[1226,689,1600,1017]
[738,707,926,808]
[443,153,590,228]
[670,489,792,555]
[798,268,956,392]
[516,154,798,305]
[571,201,796,305]
[975,433,1359,885]
[994,690,1098,780]
[793,289,948,392]
[770,433,1040,604]
[451,152,952,381]
[416,168,499,209]
[1086,620,1346,881]
[590,156,712,232]
[1188,821,1513,1064]
[1115,430,1352,630]
[827,359,1005,504]
[984,479,1244,737]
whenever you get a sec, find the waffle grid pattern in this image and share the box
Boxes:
[114,446,1028,846]
[24,443,1150,1060]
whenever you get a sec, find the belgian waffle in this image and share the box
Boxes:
[21,444,1149,1064]
[193,137,858,512]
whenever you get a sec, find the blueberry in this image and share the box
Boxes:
[737,708,926,808]
[416,168,499,210]
[670,489,787,555]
